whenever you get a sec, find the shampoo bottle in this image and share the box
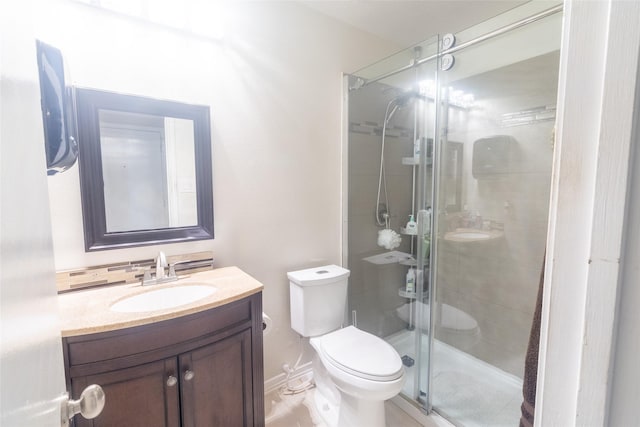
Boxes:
[405,215,418,235]
[406,268,416,293]
[423,235,431,261]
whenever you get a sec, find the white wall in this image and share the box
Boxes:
[30,0,397,380]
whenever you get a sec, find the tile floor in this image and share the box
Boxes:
[265,332,523,427]
[265,384,423,427]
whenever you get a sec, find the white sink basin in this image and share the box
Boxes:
[110,284,217,313]
[444,229,503,242]
[452,231,491,240]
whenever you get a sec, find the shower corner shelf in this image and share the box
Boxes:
[402,157,419,166]
[401,157,433,166]
[400,227,418,236]
[398,256,417,266]
[398,288,417,299]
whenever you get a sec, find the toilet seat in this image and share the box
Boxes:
[315,326,404,382]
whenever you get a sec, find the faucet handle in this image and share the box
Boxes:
[128,265,152,282]
[168,260,191,278]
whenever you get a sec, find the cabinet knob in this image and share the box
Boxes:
[166,375,178,387]
[184,370,195,381]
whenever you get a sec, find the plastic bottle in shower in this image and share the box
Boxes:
[423,234,431,261]
[406,268,416,293]
[405,214,418,235]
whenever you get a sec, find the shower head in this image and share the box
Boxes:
[385,91,425,123]
[386,104,401,123]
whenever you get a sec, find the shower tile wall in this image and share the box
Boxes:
[347,81,417,338]
[436,52,559,377]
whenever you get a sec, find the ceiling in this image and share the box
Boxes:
[301,0,526,47]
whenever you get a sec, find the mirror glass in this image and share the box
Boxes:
[99,111,197,232]
[76,88,214,251]
[443,141,463,213]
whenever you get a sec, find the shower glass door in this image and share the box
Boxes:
[429,5,562,426]
[344,35,439,405]
[345,3,563,425]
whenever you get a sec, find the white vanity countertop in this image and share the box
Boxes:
[57,266,263,337]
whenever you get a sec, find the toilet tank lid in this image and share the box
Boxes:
[287,265,350,286]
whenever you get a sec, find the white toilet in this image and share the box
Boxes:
[288,265,405,427]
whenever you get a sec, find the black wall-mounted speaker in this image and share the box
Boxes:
[36,40,77,175]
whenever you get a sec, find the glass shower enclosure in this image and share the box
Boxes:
[343,3,563,426]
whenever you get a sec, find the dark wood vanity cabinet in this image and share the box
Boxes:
[70,358,181,426]
[180,329,254,426]
[62,293,264,427]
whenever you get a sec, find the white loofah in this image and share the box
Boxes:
[377,229,402,250]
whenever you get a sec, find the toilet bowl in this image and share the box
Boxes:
[288,265,406,427]
[310,326,405,427]
[396,301,481,349]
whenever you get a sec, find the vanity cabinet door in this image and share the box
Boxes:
[179,329,254,427]
[71,358,180,427]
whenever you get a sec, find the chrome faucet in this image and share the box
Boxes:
[141,252,170,286]
[141,252,191,286]
[155,251,167,280]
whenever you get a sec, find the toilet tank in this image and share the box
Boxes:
[288,265,350,337]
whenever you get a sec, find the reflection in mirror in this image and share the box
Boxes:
[99,111,197,232]
[76,88,214,251]
[443,141,463,213]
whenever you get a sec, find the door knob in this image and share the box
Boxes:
[184,370,195,381]
[60,384,105,426]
